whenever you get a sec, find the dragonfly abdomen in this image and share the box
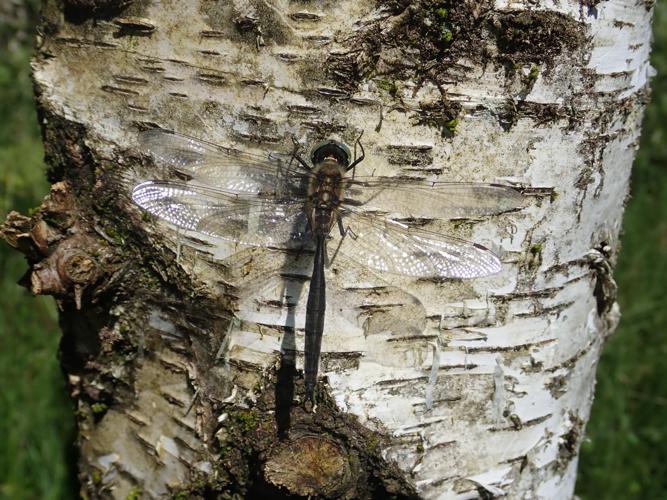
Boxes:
[304,233,327,403]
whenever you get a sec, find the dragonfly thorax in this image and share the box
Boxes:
[307,160,345,235]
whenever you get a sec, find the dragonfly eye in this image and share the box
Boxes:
[310,140,351,167]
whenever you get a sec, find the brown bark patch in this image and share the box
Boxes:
[264,435,353,497]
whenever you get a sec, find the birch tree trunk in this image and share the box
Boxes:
[1,0,653,498]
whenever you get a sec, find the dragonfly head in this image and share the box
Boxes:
[310,140,351,168]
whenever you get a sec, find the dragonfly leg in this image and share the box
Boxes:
[338,216,346,238]
[289,134,312,171]
[293,153,311,171]
[347,131,366,175]
[326,219,356,268]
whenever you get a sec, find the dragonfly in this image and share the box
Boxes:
[131,129,522,404]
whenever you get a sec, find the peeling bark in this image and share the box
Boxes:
[1,0,654,498]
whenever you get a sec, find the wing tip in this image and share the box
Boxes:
[489,183,527,211]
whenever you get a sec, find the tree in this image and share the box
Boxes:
[1,0,654,498]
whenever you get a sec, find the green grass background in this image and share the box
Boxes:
[0,3,665,499]
[0,3,76,500]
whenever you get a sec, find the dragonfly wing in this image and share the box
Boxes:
[326,279,427,337]
[139,129,311,195]
[344,178,523,218]
[132,180,310,247]
[233,264,427,338]
[334,210,502,278]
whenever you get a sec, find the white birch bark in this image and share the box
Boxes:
[10,0,653,498]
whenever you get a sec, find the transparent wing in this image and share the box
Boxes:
[344,178,523,218]
[132,180,310,247]
[139,129,311,195]
[232,260,427,338]
[335,209,502,278]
